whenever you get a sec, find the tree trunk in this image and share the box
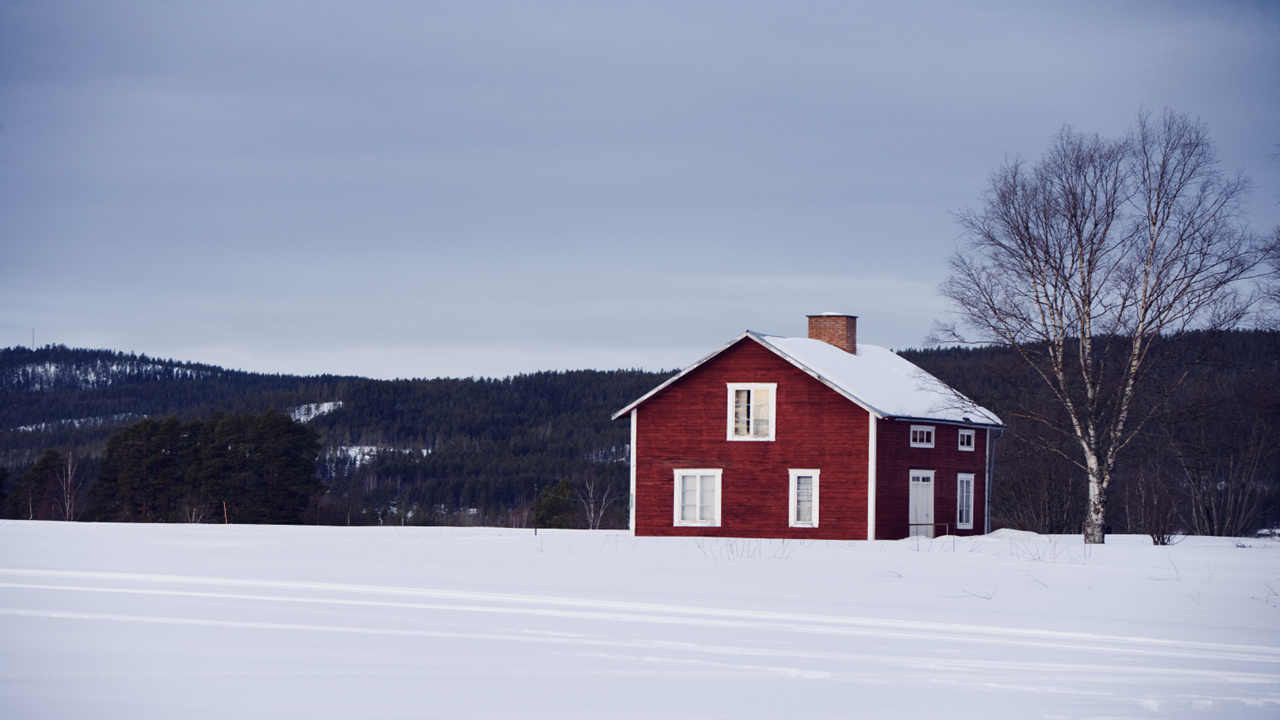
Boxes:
[1084,458,1108,543]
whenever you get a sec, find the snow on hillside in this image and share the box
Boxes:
[1,522,1277,719]
[5,359,215,391]
[288,401,343,423]
[324,443,430,469]
[13,412,142,433]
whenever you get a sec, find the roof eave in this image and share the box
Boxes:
[885,414,1004,429]
[611,331,1003,428]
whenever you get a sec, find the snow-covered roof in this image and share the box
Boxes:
[613,331,1002,426]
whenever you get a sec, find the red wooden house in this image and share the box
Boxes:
[613,314,1002,540]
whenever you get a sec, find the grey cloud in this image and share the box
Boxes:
[2,0,1277,378]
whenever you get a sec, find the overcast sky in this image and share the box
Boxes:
[2,1,1278,380]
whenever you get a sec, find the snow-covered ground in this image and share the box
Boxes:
[2,522,1277,719]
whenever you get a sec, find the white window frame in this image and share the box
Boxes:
[788,469,820,528]
[727,383,777,441]
[958,428,975,452]
[910,424,935,448]
[956,473,974,530]
[673,469,722,527]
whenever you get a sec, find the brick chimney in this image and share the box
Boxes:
[807,313,858,354]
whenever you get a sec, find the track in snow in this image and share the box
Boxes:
[4,566,1278,717]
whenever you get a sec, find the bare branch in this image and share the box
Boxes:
[939,108,1264,543]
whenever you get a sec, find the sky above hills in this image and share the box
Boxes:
[2,1,1278,380]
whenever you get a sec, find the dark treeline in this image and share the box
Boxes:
[87,411,322,524]
[6,410,322,524]
[902,329,1280,539]
[1,345,673,528]
[6,334,1275,535]
[309,371,666,528]
[1,345,355,467]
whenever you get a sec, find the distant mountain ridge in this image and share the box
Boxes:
[2,345,351,467]
[2,345,238,392]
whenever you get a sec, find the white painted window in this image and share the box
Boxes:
[910,425,934,448]
[727,383,776,441]
[958,429,975,451]
[957,473,974,530]
[673,469,722,526]
[788,469,820,528]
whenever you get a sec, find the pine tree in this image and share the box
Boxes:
[5,449,61,520]
[0,466,9,516]
[535,479,579,529]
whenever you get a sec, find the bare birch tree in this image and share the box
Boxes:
[55,451,84,522]
[937,108,1261,543]
[1162,373,1275,538]
[1266,145,1280,324]
[1174,421,1268,538]
[1264,227,1280,326]
[574,475,620,530]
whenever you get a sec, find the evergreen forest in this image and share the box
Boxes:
[2,333,1277,536]
[902,330,1280,539]
[0,345,672,528]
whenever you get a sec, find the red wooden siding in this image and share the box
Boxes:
[873,419,988,539]
[633,339,870,540]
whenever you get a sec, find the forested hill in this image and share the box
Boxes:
[5,333,1274,531]
[1,345,354,464]
[898,329,1280,408]
[4,345,241,391]
[1,345,674,526]
[901,330,1280,536]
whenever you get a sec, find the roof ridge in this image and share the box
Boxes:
[612,330,1001,426]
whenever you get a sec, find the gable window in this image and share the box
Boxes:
[910,425,935,448]
[956,473,974,529]
[674,469,721,526]
[958,429,975,451]
[727,383,776,441]
[788,469,820,528]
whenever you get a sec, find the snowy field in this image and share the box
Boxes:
[2,521,1278,719]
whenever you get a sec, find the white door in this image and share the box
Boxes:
[909,471,934,538]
